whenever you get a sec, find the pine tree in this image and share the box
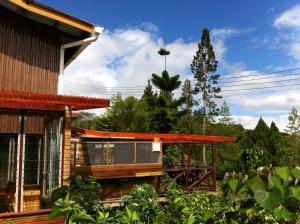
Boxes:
[285,106,300,149]
[252,117,270,147]
[191,28,221,165]
[219,101,233,125]
[142,80,157,108]
[285,107,300,136]
[268,121,281,164]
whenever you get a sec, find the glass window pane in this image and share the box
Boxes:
[84,143,106,165]
[24,135,41,186]
[136,143,161,163]
[0,134,17,213]
[112,143,134,164]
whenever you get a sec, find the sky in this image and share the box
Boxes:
[40,0,300,130]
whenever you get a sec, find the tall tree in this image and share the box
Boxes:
[191,28,221,165]
[219,101,233,125]
[180,79,197,134]
[158,47,170,71]
[92,94,149,132]
[285,107,300,136]
[151,70,181,97]
[268,121,281,164]
[285,106,300,149]
[72,112,96,129]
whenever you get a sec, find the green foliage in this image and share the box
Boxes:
[49,175,101,223]
[219,101,233,125]
[72,111,96,129]
[191,28,221,121]
[224,166,300,223]
[158,48,170,56]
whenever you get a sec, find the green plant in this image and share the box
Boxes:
[123,184,161,224]
[224,166,300,223]
[49,175,102,223]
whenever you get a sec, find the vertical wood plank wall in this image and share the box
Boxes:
[0,7,61,95]
[0,111,19,133]
[63,106,72,185]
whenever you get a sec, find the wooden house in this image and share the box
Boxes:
[0,0,109,223]
[71,128,236,201]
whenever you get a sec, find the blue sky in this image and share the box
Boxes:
[40,0,300,130]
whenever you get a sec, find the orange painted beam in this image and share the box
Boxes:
[0,91,110,111]
[72,128,237,143]
[9,0,94,33]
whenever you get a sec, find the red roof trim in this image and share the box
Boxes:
[0,91,110,111]
[72,128,237,144]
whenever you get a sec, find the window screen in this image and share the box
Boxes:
[136,143,161,163]
[24,135,41,185]
[84,143,106,165]
[112,143,134,164]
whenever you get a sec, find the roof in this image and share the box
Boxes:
[0,0,101,67]
[72,128,237,144]
[0,91,110,111]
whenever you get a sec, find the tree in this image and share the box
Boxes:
[151,70,181,98]
[92,94,150,132]
[252,117,270,148]
[158,47,170,71]
[268,121,281,164]
[285,107,300,136]
[285,106,300,151]
[150,63,183,134]
[191,28,221,165]
[219,101,233,125]
[72,111,96,129]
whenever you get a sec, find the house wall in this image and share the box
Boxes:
[0,7,61,95]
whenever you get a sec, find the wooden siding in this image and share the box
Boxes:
[25,113,44,134]
[73,164,163,179]
[0,111,19,133]
[0,210,63,223]
[0,7,60,95]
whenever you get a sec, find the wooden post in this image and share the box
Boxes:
[62,106,72,185]
[211,143,216,191]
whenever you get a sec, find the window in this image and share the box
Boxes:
[0,135,18,187]
[78,141,161,166]
[0,134,17,213]
[112,143,134,164]
[24,135,41,186]
[136,143,161,163]
[84,143,106,165]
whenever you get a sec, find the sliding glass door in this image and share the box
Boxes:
[42,117,63,199]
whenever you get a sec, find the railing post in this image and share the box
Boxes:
[211,143,216,191]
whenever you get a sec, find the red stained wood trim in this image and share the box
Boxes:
[0,91,110,111]
[73,164,163,179]
[0,209,51,219]
[72,128,237,144]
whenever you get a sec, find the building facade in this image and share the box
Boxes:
[0,1,109,222]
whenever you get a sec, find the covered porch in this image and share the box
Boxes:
[71,128,236,195]
[0,91,109,216]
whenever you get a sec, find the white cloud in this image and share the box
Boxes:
[64,23,294,130]
[64,26,234,98]
[274,4,300,29]
[232,114,288,131]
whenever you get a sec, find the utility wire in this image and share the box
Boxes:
[64,73,300,92]
[64,67,300,90]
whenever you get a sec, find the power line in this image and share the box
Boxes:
[64,67,300,90]
[64,73,300,93]
[221,82,300,92]
[221,75,300,88]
